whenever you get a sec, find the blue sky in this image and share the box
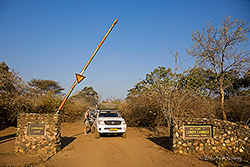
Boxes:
[1,0,249,100]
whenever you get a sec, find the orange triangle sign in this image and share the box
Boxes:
[75,74,86,83]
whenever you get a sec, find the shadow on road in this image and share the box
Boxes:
[60,132,84,150]
[99,133,123,138]
[0,133,16,141]
[147,136,173,151]
[61,136,76,150]
[0,133,16,144]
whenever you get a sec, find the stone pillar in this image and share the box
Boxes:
[15,113,61,155]
[172,117,249,157]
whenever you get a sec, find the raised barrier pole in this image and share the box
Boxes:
[56,19,118,114]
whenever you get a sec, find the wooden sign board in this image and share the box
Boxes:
[28,123,45,136]
[183,125,212,139]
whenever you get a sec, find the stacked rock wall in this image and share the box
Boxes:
[15,113,61,155]
[172,117,249,156]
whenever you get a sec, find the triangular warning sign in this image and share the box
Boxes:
[75,74,86,83]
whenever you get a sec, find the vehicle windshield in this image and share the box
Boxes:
[99,113,118,117]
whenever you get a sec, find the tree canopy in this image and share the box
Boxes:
[0,61,15,94]
[186,16,250,120]
[28,79,64,95]
[127,66,177,98]
[72,86,99,106]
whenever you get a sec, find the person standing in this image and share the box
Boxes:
[84,108,90,136]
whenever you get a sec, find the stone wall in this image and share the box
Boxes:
[172,117,250,156]
[15,113,61,155]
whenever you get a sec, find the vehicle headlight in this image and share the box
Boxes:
[122,120,126,125]
[98,121,105,125]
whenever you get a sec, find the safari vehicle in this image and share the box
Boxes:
[92,103,127,139]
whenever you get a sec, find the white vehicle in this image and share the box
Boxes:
[93,109,127,139]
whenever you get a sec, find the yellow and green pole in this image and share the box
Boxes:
[56,19,118,114]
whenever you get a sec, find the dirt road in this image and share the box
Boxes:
[0,120,214,167]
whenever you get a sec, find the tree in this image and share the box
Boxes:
[126,66,177,126]
[28,79,64,95]
[180,68,217,98]
[229,70,250,96]
[0,61,25,125]
[0,61,15,94]
[72,86,99,106]
[127,66,177,98]
[187,16,250,120]
[125,65,216,127]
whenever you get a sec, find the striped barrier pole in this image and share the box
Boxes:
[56,19,118,114]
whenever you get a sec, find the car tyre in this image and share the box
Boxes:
[121,131,127,138]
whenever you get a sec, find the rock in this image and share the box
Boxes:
[175,132,179,138]
[173,150,178,153]
[234,147,239,152]
[25,142,31,147]
[179,150,183,154]
[190,146,195,150]
[222,146,227,150]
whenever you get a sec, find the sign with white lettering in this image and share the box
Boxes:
[183,125,212,139]
[28,123,45,136]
